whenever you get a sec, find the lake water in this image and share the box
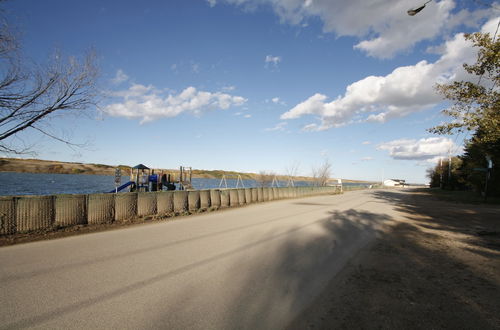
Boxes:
[0,172,369,196]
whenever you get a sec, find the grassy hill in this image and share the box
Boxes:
[0,157,374,183]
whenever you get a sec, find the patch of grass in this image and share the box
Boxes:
[192,169,255,180]
[47,164,64,173]
[92,163,112,168]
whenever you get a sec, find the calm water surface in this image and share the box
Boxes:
[0,172,368,196]
[0,172,129,196]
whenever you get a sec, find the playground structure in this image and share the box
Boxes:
[110,165,193,193]
[218,174,246,189]
[178,166,193,190]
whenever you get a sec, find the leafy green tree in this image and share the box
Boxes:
[429,32,499,144]
[428,31,500,197]
[458,131,500,196]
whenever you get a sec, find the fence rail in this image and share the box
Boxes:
[0,186,341,235]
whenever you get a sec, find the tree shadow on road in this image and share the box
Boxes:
[372,189,500,253]
[146,209,390,329]
[208,190,500,329]
[286,189,500,329]
[214,209,389,330]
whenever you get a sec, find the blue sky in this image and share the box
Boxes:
[3,0,499,183]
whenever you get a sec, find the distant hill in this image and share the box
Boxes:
[0,158,129,176]
[0,157,374,183]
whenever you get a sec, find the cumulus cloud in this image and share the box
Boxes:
[111,69,129,84]
[378,137,459,162]
[105,85,247,123]
[353,0,456,58]
[280,17,498,130]
[212,0,492,59]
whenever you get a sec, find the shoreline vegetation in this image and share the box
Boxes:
[0,157,374,184]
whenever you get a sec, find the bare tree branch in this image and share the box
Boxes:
[0,11,99,155]
[312,159,332,186]
[256,170,275,187]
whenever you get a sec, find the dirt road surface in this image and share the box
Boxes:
[289,189,500,329]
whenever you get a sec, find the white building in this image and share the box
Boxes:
[383,179,406,187]
[326,178,343,192]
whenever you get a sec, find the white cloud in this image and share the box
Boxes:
[270,97,286,105]
[206,0,217,7]
[111,69,129,84]
[234,111,252,118]
[280,18,494,130]
[105,85,247,123]
[302,123,319,132]
[265,121,287,131]
[234,107,252,119]
[213,0,493,59]
[353,0,456,58]
[361,157,373,161]
[222,85,236,91]
[378,137,459,161]
[362,141,371,145]
[265,55,281,69]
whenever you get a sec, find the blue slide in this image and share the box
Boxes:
[108,181,136,193]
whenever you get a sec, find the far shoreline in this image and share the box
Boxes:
[0,157,377,184]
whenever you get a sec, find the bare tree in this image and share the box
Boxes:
[312,159,332,186]
[0,14,99,154]
[255,170,275,187]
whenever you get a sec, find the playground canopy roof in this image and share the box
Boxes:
[132,164,149,170]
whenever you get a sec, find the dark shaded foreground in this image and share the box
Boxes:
[289,189,500,329]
